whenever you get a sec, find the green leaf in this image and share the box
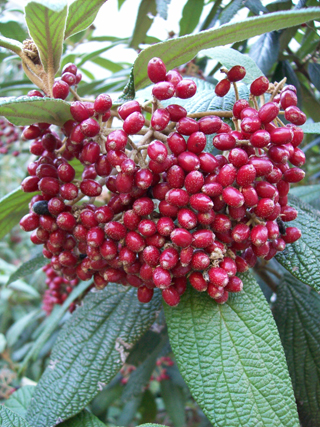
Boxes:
[0,406,31,427]
[129,0,157,49]
[156,0,171,20]
[290,184,320,203]
[0,34,22,55]
[118,0,126,10]
[300,122,320,134]
[65,0,108,39]
[308,62,320,92]
[179,0,205,36]
[20,280,92,371]
[133,7,320,90]
[121,330,168,402]
[200,0,223,31]
[160,379,186,427]
[6,309,42,347]
[0,187,33,240]
[201,46,263,84]
[25,0,68,74]
[276,195,320,292]
[6,254,47,286]
[300,83,320,122]
[5,386,35,418]
[244,0,268,14]
[273,275,320,427]
[0,96,72,126]
[139,389,157,424]
[0,19,28,43]
[164,272,300,427]
[219,0,242,26]
[59,410,107,427]
[249,31,280,74]
[91,57,124,73]
[26,285,162,427]
[126,330,162,366]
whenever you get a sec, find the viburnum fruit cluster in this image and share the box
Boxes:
[19,57,304,309]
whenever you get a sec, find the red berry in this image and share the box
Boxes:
[52,80,69,99]
[80,179,102,197]
[215,79,231,97]
[283,227,301,243]
[208,267,229,287]
[227,65,246,82]
[152,81,175,100]
[148,57,166,83]
[80,118,100,137]
[175,79,197,99]
[170,228,192,248]
[250,76,269,96]
[151,108,170,131]
[162,287,180,306]
[147,140,168,163]
[137,286,154,303]
[167,132,186,155]
[153,267,172,289]
[166,104,187,122]
[189,272,208,292]
[94,94,112,114]
[176,117,199,135]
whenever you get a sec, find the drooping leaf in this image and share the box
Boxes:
[91,57,124,73]
[300,83,320,122]
[249,31,280,74]
[25,0,68,74]
[308,62,320,92]
[5,386,35,418]
[219,0,242,26]
[26,285,162,427]
[273,275,320,427]
[200,0,223,31]
[121,330,168,402]
[179,0,205,36]
[6,309,42,347]
[0,19,28,43]
[19,280,93,372]
[156,0,171,20]
[244,0,268,14]
[160,379,186,427]
[0,34,23,54]
[6,254,47,286]
[126,330,163,366]
[164,272,300,427]
[65,0,108,39]
[290,184,320,203]
[139,389,157,424]
[129,0,157,49]
[0,187,34,240]
[0,96,72,126]
[117,395,143,426]
[266,0,293,13]
[134,7,320,90]
[276,195,320,292]
[201,46,263,83]
[0,406,31,427]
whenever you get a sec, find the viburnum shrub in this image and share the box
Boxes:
[1,2,320,427]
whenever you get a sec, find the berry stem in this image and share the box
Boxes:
[232,82,239,101]
[187,111,233,119]
[270,77,287,101]
[69,87,82,101]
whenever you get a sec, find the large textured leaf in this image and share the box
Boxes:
[0,187,33,240]
[5,386,35,418]
[290,185,320,203]
[276,195,320,292]
[273,275,320,427]
[0,19,28,43]
[65,0,107,39]
[25,0,68,74]
[26,285,162,427]
[249,31,280,75]
[6,253,47,286]
[164,272,300,427]
[201,46,263,84]
[129,0,157,49]
[179,0,204,36]
[0,406,31,427]
[133,8,320,89]
[0,96,72,126]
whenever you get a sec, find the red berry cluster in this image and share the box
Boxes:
[0,118,21,155]
[19,57,304,310]
[42,263,79,315]
[52,63,82,100]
